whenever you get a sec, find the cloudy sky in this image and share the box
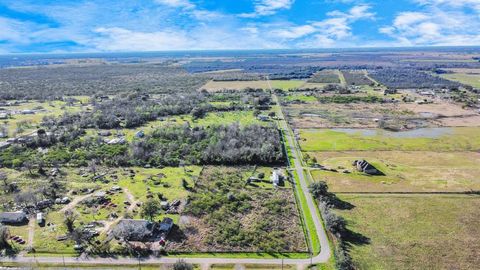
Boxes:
[0,0,479,53]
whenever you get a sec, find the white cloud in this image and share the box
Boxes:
[0,17,30,43]
[414,0,480,11]
[90,25,283,51]
[239,0,295,18]
[380,3,480,46]
[264,4,374,48]
[93,27,191,51]
[154,0,195,9]
[271,25,316,39]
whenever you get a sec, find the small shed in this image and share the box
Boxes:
[271,169,284,186]
[37,212,45,226]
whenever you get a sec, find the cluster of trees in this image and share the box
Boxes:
[368,68,462,89]
[1,123,284,169]
[133,123,284,166]
[309,181,366,270]
[43,92,213,129]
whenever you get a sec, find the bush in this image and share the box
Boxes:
[173,259,193,270]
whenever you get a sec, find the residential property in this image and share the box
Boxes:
[352,160,384,175]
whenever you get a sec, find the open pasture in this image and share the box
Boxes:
[200,80,305,92]
[298,127,480,152]
[309,151,480,192]
[285,103,421,129]
[440,72,480,88]
[335,194,480,270]
[307,69,340,84]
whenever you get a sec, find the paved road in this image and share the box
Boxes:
[271,93,331,263]
[0,92,331,268]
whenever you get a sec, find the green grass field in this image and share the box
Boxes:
[269,80,305,90]
[282,93,318,103]
[201,80,305,91]
[309,151,480,192]
[335,194,480,270]
[200,80,305,91]
[299,127,480,152]
[441,73,480,88]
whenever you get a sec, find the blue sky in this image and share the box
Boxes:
[0,0,479,53]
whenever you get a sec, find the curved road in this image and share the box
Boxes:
[0,93,331,268]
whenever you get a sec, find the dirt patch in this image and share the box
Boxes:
[398,101,480,127]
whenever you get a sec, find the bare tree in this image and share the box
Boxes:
[64,210,78,233]
[88,159,98,176]
[14,190,38,207]
[0,171,17,194]
[0,225,10,250]
[23,161,35,176]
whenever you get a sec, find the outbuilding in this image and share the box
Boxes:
[0,212,28,225]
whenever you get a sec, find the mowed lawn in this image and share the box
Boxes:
[309,151,480,192]
[299,127,480,152]
[335,194,480,270]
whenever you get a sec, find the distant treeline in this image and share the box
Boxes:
[0,64,209,100]
[368,68,462,89]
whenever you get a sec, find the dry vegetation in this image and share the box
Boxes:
[167,166,307,253]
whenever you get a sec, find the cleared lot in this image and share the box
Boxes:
[335,194,480,270]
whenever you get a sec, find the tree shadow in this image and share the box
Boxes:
[168,225,188,243]
[343,229,370,247]
[326,193,355,210]
[1,245,20,258]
